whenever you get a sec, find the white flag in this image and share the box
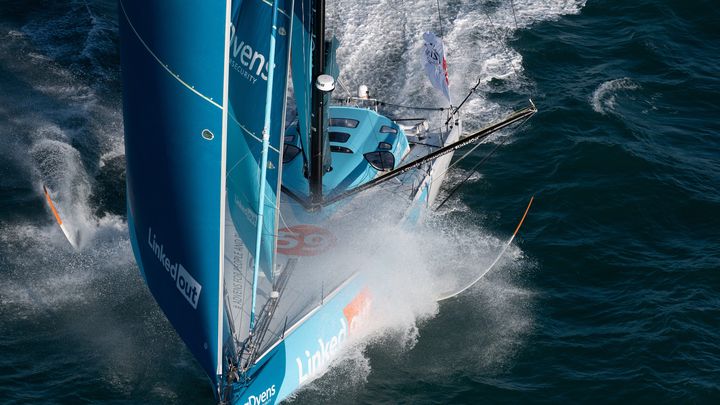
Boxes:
[422,32,451,103]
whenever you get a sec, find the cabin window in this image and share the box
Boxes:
[283,144,302,163]
[364,151,395,171]
[380,125,397,134]
[378,142,392,150]
[330,145,353,154]
[329,118,359,128]
[329,131,351,143]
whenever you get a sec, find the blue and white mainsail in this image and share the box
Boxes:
[119,0,231,385]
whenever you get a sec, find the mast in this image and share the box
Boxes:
[218,0,232,383]
[309,0,326,206]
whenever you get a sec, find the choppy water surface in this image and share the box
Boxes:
[1,0,719,403]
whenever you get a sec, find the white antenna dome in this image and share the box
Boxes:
[315,74,335,92]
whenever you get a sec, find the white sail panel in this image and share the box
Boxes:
[422,31,452,103]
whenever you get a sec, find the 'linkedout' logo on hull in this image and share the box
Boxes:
[147,227,202,309]
[295,289,371,384]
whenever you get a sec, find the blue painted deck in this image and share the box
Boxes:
[281,106,410,199]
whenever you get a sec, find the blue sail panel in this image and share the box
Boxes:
[226,0,293,280]
[119,0,228,384]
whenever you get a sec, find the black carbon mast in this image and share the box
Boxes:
[309,0,326,207]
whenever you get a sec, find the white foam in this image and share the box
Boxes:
[1,5,126,250]
[591,77,641,115]
[329,0,585,132]
[0,218,132,313]
[293,0,584,394]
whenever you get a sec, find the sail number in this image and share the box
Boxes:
[277,225,335,256]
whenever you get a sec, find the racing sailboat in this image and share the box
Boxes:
[118,0,535,403]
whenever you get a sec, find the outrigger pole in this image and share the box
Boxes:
[319,101,537,207]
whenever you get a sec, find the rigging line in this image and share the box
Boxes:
[375,100,446,111]
[225,150,252,177]
[442,111,521,173]
[434,138,507,210]
[445,77,482,125]
[434,112,534,210]
[409,140,442,148]
[443,0,526,127]
[436,0,444,38]
[229,112,281,153]
[428,131,487,184]
[118,0,221,109]
[480,3,520,79]
[266,194,295,237]
[390,117,428,122]
[509,0,519,30]
[81,0,94,20]
[319,104,537,207]
[337,78,353,98]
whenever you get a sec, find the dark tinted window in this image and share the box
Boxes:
[329,118,359,128]
[364,151,395,171]
[283,144,302,163]
[378,142,392,150]
[380,125,397,134]
[330,145,353,154]
[329,131,351,143]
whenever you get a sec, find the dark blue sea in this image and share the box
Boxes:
[1,0,719,403]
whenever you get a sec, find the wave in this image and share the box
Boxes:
[330,0,586,131]
[591,77,641,115]
[1,3,125,250]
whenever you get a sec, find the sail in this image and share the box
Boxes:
[225,0,293,282]
[422,32,451,103]
[119,0,230,384]
[291,0,313,167]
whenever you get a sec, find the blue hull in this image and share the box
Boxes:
[230,275,369,404]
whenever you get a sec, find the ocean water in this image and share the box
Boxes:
[1,0,719,403]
